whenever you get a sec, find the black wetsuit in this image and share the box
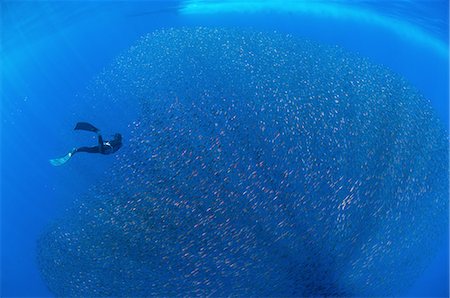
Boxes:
[73,122,122,155]
[75,134,122,155]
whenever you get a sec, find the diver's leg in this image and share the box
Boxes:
[75,146,100,154]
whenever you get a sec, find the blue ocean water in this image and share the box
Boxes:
[1,1,448,297]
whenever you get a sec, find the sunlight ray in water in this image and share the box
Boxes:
[180,0,448,58]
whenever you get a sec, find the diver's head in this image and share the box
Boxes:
[114,133,122,142]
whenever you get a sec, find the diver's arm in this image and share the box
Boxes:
[98,134,103,146]
[98,134,105,154]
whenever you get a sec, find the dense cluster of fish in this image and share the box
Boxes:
[37,28,448,297]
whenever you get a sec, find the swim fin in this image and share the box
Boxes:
[49,150,74,166]
[74,122,99,133]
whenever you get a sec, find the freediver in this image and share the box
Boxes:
[50,122,123,166]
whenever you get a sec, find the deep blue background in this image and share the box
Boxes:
[1,1,448,296]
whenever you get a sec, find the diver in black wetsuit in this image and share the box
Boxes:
[49,122,123,166]
[73,122,122,155]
